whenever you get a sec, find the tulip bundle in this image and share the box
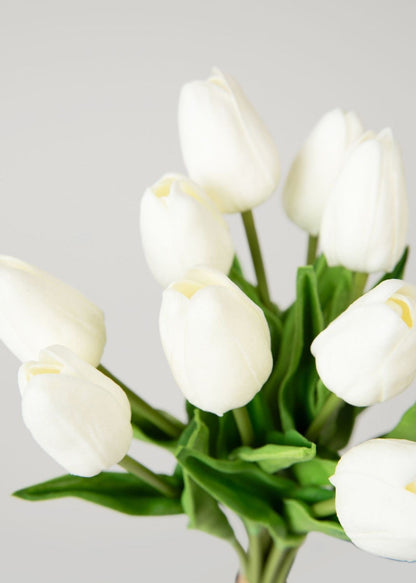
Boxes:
[2,67,416,583]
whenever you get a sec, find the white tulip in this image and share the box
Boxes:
[0,256,106,365]
[283,109,363,235]
[320,129,408,273]
[140,174,234,287]
[159,267,273,415]
[178,67,280,213]
[330,438,416,561]
[311,279,416,406]
[19,345,132,477]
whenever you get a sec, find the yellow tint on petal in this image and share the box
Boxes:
[27,363,62,379]
[405,480,416,494]
[386,295,413,328]
[171,280,205,299]
[153,177,173,198]
[179,181,204,204]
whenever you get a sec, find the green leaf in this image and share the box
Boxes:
[179,409,238,542]
[319,403,364,451]
[262,305,296,413]
[385,400,416,440]
[177,448,291,539]
[14,472,183,516]
[181,473,236,542]
[228,258,282,358]
[293,485,334,505]
[315,260,353,324]
[132,422,178,453]
[216,410,241,457]
[311,379,331,417]
[293,457,338,487]
[313,254,328,279]
[276,267,324,432]
[246,393,274,441]
[182,405,225,457]
[229,262,262,305]
[263,306,283,360]
[233,430,316,473]
[132,409,182,452]
[375,247,409,285]
[229,254,245,279]
[283,498,348,540]
[325,270,353,322]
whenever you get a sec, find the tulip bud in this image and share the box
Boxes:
[0,256,106,365]
[330,438,416,561]
[159,267,273,415]
[178,67,280,213]
[282,109,363,235]
[19,345,132,477]
[140,174,234,287]
[320,129,408,273]
[311,279,416,406]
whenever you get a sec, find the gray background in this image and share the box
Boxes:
[1,0,416,581]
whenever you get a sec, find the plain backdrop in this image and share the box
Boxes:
[1,1,416,581]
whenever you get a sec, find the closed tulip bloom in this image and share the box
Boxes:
[0,256,106,365]
[320,129,408,273]
[283,109,363,235]
[19,345,132,477]
[159,267,273,415]
[330,438,416,561]
[140,174,234,287]
[178,67,280,213]
[311,279,416,406]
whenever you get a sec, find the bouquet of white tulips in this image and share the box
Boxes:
[3,67,416,583]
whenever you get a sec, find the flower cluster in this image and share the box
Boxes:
[2,67,416,581]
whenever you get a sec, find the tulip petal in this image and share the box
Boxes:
[22,374,132,477]
[0,256,106,365]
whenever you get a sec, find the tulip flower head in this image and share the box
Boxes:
[0,255,106,365]
[330,438,416,561]
[311,279,416,406]
[283,108,363,235]
[140,174,234,286]
[159,267,273,415]
[178,67,280,213]
[320,128,408,273]
[19,346,132,477]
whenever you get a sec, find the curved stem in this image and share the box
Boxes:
[98,365,185,439]
[233,407,255,446]
[306,393,343,441]
[241,210,273,310]
[118,455,178,498]
[232,539,249,577]
[306,235,319,265]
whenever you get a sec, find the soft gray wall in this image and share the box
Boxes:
[1,1,416,581]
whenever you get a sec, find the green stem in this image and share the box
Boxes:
[247,532,263,583]
[351,271,369,302]
[306,235,319,265]
[306,393,343,441]
[312,497,336,517]
[98,365,185,439]
[261,544,284,583]
[233,407,254,446]
[232,539,249,577]
[241,210,273,310]
[274,547,298,583]
[118,455,178,498]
